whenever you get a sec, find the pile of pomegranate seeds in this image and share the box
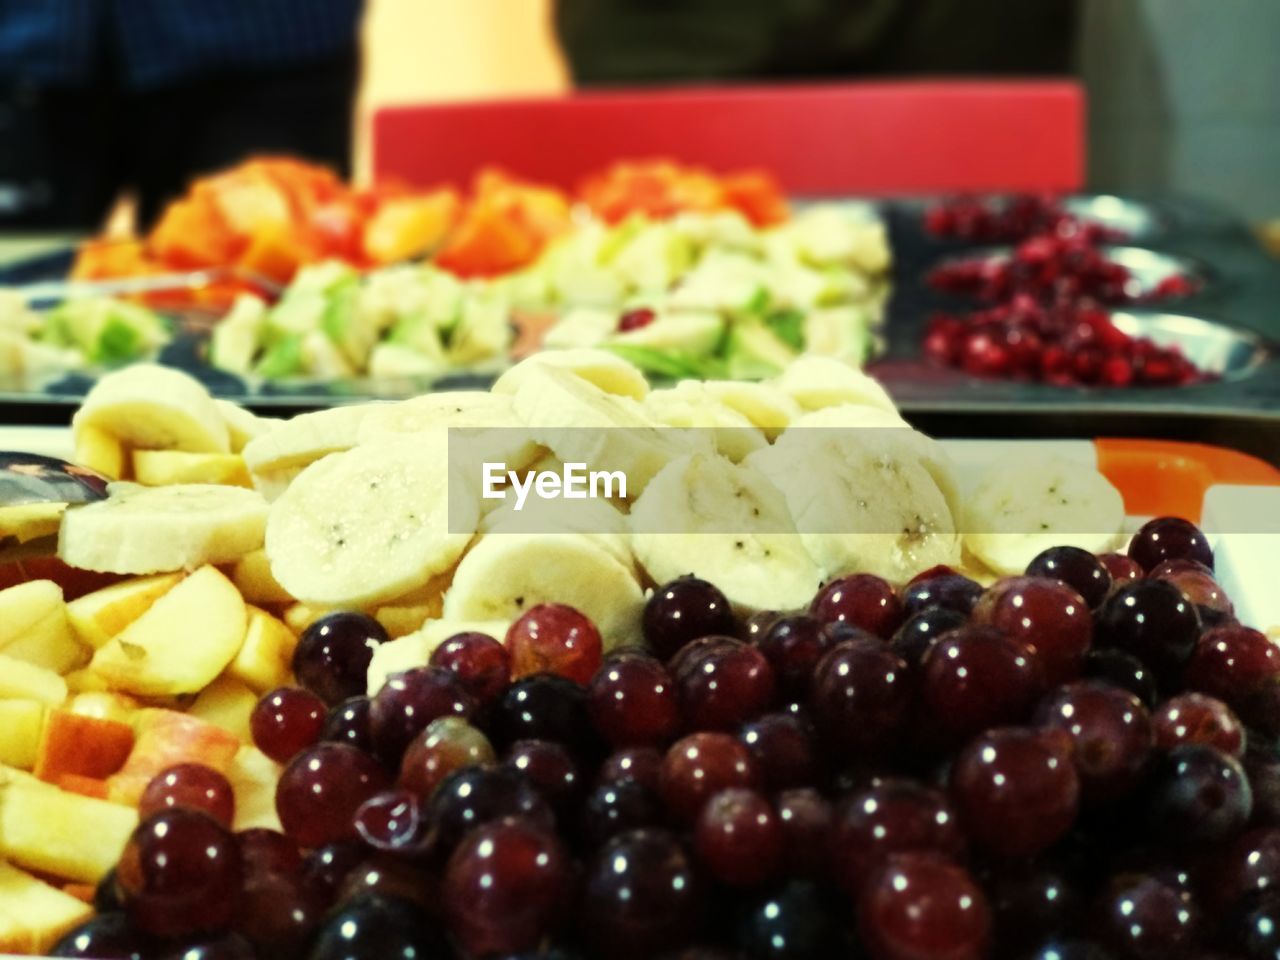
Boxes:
[923,296,1205,387]
[924,194,1130,244]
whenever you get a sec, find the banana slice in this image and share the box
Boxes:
[356,391,540,477]
[74,364,229,453]
[215,400,276,453]
[443,533,643,649]
[747,428,961,583]
[773,355,897,414]
[243,404,380,500]
[642,385,768,463]
[493,349,650,401]
[962,455,1125,576]
[700,381,802,441]
[58,482,268,574]
[479,491,633,570]
[513,365,700,496]
[629,452,821,612]
[265,437,479,607]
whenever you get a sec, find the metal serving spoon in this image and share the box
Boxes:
[0,453,109,561]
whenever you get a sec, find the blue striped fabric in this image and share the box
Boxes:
[0,0,363,89]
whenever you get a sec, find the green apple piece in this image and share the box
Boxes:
[725,322,798,380]
[668,250,769,314]
[611,223,695,295]
[610,312,725,355]
[367,343,449,379]
[321,275,380,369]
[447,294,512,365]
[209,295,268,374]
[252,332,303,379]
[386,307,447,362]
[543,307,617,350]
[803,305,874,365]
[604,344,714,381]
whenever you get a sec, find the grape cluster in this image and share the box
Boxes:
[923,195,1130,244]
[54,516,1280,960]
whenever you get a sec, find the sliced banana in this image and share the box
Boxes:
[747,428,961,583]
[74,364,229,453]
[513,365,700,496]
[215,400,276,453]
[629,452,821,612]
[243,404,380,500]
[265,437,478,607]
[700,381,802,441]
[642,384,768,463]
[443,533,643,649]
[962,454,1125,576]
[58,482,268,574]
[774,354,897,414]
[493,349,650,401]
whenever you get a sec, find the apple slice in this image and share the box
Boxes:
[230,548,294,606]
[227,606,297,694]
[0,580,88,673]
[227,744,283,832]
[34,709,135,783]
[89,565,247,696]
[189,674,258,741]
[0,653,68,705]
[108,708,241,805]
[66,572,184,650]
[65,690,141,725]
[0,778,136,883]
[132,450,253,488]
[0,861,94,954]
[0,700,46,769]
[73,423,126,481]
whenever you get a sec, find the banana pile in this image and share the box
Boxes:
[55,354,1127,686]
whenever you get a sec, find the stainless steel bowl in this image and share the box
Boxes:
[1101,246,1209,300]
[1063,195,1163,239]
[1110,311,1271,379]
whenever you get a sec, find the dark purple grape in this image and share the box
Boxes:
[1022,941,1117,960]
[775,788,833,879]
[156,933,255,960]
[337,855,438,911]
[1200,827,1280,910]
[1240,674,1280,741]
[890,608,967,668]
[644,576,737,661]
[233,830,320,955]
[504,739,580,815]
[1027,545,1112,609]
[369,666,476,765]
[587,653,680,747]
[735,879,843,960]
[430,630,512,704]
[319,695,374,752]
[354,788,429,853]
[50,913,150,959]
[1092,874,1199,960]
[1224,891,1280,960]
[596,746,664,793]
[1146,744,1252,848]
[426,765,555,860]
[740,711,818,790]
[1035,681,1154,802]
[809,640,913,755]
[1096,581,1201,688]
[276,742,390,848]
[754,615,842,697]
[1081,648,1159,707]
[582,779,664,848]
[901,573,984,617]
[307,893,450,960]
[293,612,389,705]
[578,829,701,959]
[986,862,1082,953]
[489,673,599,757]
[1128,516,1214,572]
[116,809,242,938]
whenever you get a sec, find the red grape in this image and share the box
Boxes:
[250,687,326,764]
[1146,744,1253,848]
[1185,625,1280,705]
[950,727,1079,858]
[587,653,680,746]
[1200,826,1280,910]
[754,615,842,697]
[776,787,834,878]
[809,640,913,755]
[319,695,373,752]
[369,666,476,764]
[1035,681,1153,802]
[504,738,580,815]
[1099,552,1143,585]
[506,603,603,685]
[973,577,1092,685]
[233,829,319,954]
[694,788,781,886]
[643,576,737,661]
[292,611,388,705]
[1027,545,1112,609]
[1149,559,1234,625]
[900,573,983,617]
[430,630,512,704]
[138,764,235,828]
[582,778,663,848]
[597,746,664,793]
[275,743,390,848]
[398,715,495,799]
[811,574,904,639]
[660,732,758,822]
[740,711,818,790]
[858,852,991,960]
[353,788,428,852]
[117,809,242,938]
[677,639,776,731]
[1128,516,1214,572]
[1152,692,1245,757]
[1093,874,1199,960]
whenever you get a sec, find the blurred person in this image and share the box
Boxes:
[0,0,363,230]
[556,0,1077,85]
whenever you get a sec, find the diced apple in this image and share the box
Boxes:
[230,548,295,606]
[0,778,136,883]
[0,502,65,546]
[283,602,336,635]
[34,709,135,783]
[73,423,127,480]
[133,450,253,488]
[63,669,111,693]
[227,606,297,694]
[227,744,282,832]
[189,674,257,742]
[0,653,68,705]
[108,708,241,805]
[90,566,247,696]
[0,580,89,674]
[57,774,110,800]
[65,572,183,649]
[0,861,94,954]
[65,690,140,725]
[374,603,438,638]
[0,699,46,769]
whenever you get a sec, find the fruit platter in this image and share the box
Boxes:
[0,349,1277,959]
